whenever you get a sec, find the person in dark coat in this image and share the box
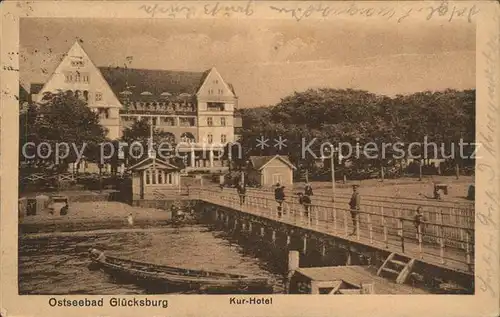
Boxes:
[348,184,361,235]
[59,202,69,216]
[304,183,313,196]
[274,184,285,207]
[297,192,311,219]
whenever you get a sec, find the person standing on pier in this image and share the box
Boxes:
[414,206,426,239]
[219,174,225,191]
[275,184,286,217]
[304,183,313,196]
[275,184,285,207]
[237,183,246,205]
[349,184,361,235]
[297,192,311,222]
[127,213,134,226]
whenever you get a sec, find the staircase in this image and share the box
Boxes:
[377,253,416,284]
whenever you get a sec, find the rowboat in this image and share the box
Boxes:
[88,249,272,293]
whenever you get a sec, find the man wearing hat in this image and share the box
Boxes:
[274,183,286,216]
[349,184,361,235]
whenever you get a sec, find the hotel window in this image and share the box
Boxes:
[221,134,227,143]
[71,60,84,67]
[64,73,71,83]
[214,79,218,84]
[218,89,223,95]
[207,117,213,126]
[220,117,226,126]
[75,72,81,82]
[158,171,163,184]
[95,92,102,101]
[208,89,213,95]
[83,74,89,83]
[145,170,151,185]
[207,134,213,144]
[98,108,109,119]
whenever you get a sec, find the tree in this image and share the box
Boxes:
[238,88,476,181]
[121,118,177,166]
[19,92,108,173]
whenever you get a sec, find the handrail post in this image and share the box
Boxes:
[315,207,319,227]
[368,213,373,244]
[356,212,360,240]
[400,218,405,253]
[439,224,445,264]
[418,224,423,259]
[382,207,388,248]
[343,210,348,236]
[465,229,471,271]
[333,206,337,232]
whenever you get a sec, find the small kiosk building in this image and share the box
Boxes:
[128,157,181,200]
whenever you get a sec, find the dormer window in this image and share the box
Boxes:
[140,91,153,96]
[95,92,102,101]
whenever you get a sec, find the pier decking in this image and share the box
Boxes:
[293,266,428,294]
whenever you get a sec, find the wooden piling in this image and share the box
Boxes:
[286,250,300,293]
[346,248,352,265]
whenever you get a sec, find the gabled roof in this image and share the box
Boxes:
[249,155,296,171]
[127,157,180,171]
[99,66,209,102]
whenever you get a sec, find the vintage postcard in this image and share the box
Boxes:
[1,0,499,316]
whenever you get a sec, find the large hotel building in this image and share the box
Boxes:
[29,41,242,172]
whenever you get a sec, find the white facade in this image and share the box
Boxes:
[32,42,238,147]
[34,41,122,139]
[196,67,237,146]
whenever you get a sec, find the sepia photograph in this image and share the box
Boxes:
[0,1,498,316]
[16,15,478,296]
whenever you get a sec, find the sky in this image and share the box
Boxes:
[20,18,475,108]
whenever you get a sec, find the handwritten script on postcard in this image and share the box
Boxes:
[138,0,480,22]
[476,26,499,298]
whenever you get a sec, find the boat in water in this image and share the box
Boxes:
[88,249,272,294]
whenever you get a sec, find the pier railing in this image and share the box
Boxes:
[192,188,474,274]
[241,187,474,254]
[244,187,474,225]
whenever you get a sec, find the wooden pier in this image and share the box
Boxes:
[186,187,474,292]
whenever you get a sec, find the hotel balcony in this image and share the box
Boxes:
[120,108,196,116]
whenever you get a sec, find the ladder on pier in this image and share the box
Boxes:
[377,253,416,284]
